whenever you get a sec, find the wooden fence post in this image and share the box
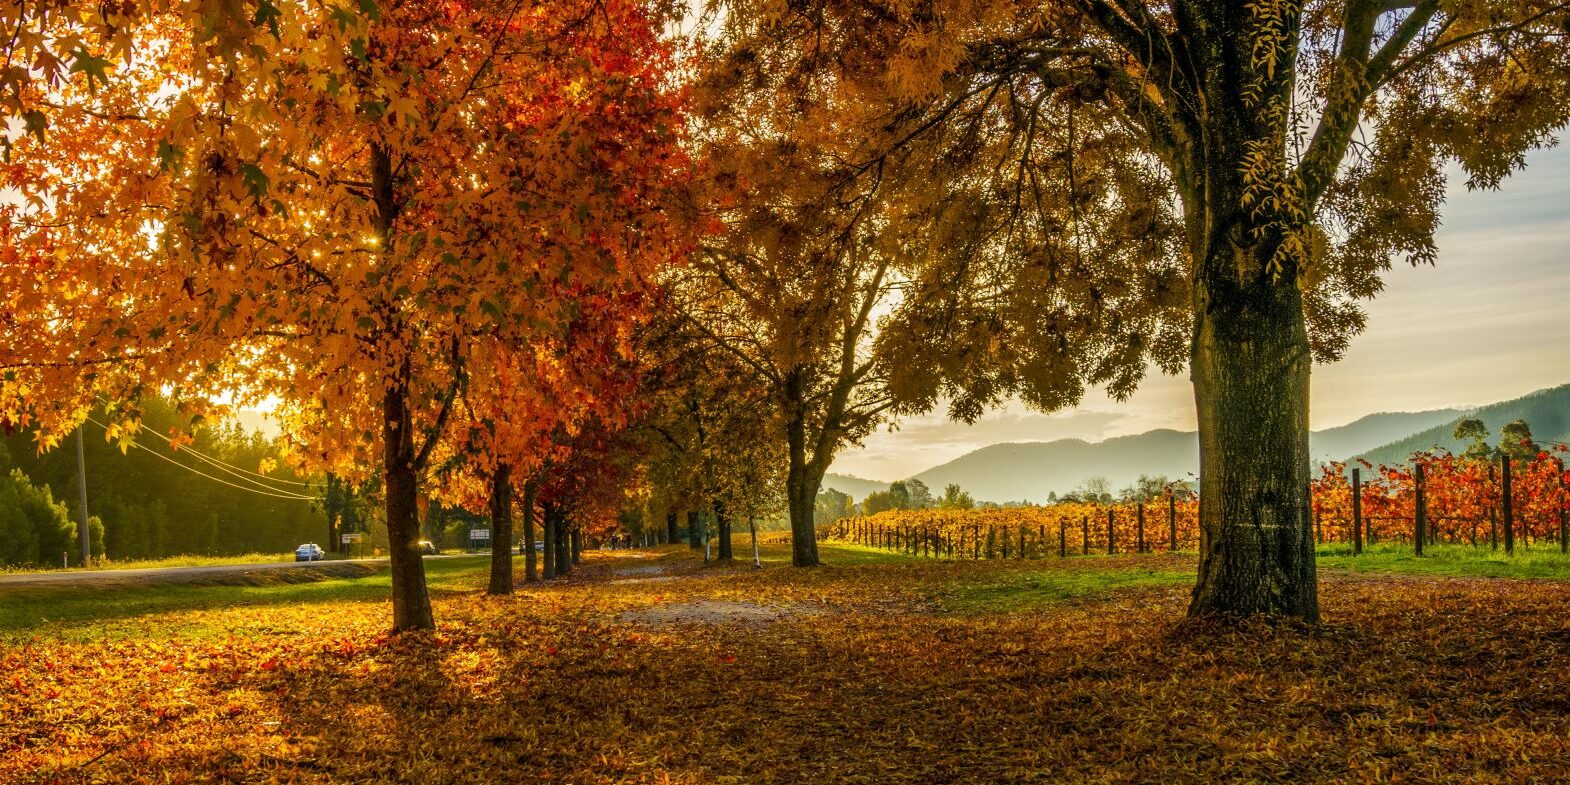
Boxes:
[973,525,980,559]
[1059,521,1067,558]
[1415,463,1427,557]
[1308,480,1319,545]
[1082,515,1089,555]
[1106,508,1115,555]
[1559,458,1567,555]
[1168,493,1177,551]
[1352,467,1363,556]
[1502,455,1515,556]
[1136,503,1145,554]
[1018,525,1026,560]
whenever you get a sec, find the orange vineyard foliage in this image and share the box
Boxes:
[1313,447,1570,545]
[829,500,1202,556]
[831,448,1570,556]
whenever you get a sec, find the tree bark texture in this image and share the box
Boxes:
[486,463,513,595]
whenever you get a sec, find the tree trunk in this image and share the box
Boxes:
[383,382,434,630]
[714,500,733,561]
[570,525,582,564]
[784,379,822,566]
[686,509,703,550]
[542,502,557,580]
[749,514,761,568]
[486,463,514,595]
[521,482,537,583]
[1186,236,1318,620]
[554,509,571,576]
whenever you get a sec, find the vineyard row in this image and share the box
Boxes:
[823,450,1570,558]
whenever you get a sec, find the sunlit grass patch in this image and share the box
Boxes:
[1318,542,1570,579]
[0,555,492,642]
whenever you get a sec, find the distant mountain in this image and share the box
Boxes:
[1355,383,1570,466]
[1309,409,1465,462]
[909,430,1197,504]
[828,384,1567,503]
[820,473,890,501]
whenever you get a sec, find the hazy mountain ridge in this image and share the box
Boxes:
[822,385,1566,504]
[1353,383,1570,466]
[1309,408,1465,462]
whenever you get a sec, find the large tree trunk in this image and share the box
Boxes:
[554,509,572,576]
[665,510,678,545]
[521,481,537,582]
[1186,235,1318,620]
[714,499,733,561]
[1176,5,1318,621]
[542,502,557,580]
[570,526,582,564]
[486,463,513,596]
[686,510,703,550]
[383,382,434,630]
[783,374,821,567]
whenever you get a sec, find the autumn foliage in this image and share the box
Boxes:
[833,447,1570,557]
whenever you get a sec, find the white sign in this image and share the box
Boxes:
[470,529,491,540]
[340,533,364,544]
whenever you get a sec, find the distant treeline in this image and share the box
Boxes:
[1,398,325,565]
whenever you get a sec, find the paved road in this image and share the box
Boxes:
[0,554,480,589]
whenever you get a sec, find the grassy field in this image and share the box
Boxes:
[8,543,1570,783]
[0,552,303,574]
[0,555,489,641]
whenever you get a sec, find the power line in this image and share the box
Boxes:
[88,399,314,488]
[81,416,320,501]
[129,421,316,490]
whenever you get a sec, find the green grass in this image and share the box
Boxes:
[0,552,323,574]
[0,555,491,642]
[1318,541,1570,579]
[812,541,925,566]
[14,539,1570,644]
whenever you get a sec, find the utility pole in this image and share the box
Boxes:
[76,426,91,566]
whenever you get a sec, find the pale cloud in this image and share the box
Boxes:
[836,145,1570,482]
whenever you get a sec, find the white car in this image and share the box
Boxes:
[294,543,326,562]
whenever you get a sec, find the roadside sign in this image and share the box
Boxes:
[341,533,364,544]
[470,529,491,541]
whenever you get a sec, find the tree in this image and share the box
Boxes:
[939,483,975,510]
[1454,418,1494,461]
[903,478,935,510]
[0,467,102,566]
[1121,475,1174,503]
[2,0,689,629]
[707,0,1570,619]
[861,490,895,516]
[815,488,855,524]
[686,30,956,566]
[635,314,784,561]
[1500,419,1540,462]
[1077,477,1114,505]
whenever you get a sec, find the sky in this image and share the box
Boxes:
[834,145,1570,482]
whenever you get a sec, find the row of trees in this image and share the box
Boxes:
[5,0,1568,623]
[2,0,688,627]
